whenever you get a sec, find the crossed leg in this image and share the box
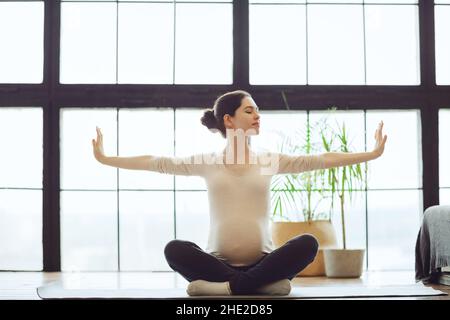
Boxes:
[164,234,319,295]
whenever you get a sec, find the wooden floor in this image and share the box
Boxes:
[0,271,448,300]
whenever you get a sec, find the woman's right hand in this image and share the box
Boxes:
[92,126,106,163]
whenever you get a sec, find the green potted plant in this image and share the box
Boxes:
[270,115,338,276]
[321,120,366,278]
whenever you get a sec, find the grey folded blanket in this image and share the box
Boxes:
[415,205,450,283]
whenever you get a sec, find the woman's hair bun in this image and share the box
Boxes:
[200,109,218,131]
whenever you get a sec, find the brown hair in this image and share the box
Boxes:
[200,90,252,138]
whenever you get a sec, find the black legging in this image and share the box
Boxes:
[164,234,319,295]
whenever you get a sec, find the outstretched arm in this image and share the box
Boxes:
[92,126,151,170]
[321,121,387,169]
[92,127,207,176]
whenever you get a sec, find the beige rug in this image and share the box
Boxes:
[37,281,446,299]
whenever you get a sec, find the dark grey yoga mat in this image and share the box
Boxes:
[37,281,447,300]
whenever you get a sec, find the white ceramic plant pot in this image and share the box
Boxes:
[323,249,365,278]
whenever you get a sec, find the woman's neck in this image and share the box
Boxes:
[223,135,252,164]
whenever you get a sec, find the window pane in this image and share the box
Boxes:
[308,112,367,252]
[0,190,42,270]
[119,191,174,271]
[366,110,421,189]
[63,0,173,2]
[177,0,231,2]
[309,0,361,2]
[0,2,44,83]
[364,0,417,3]
[61,191,118,271]
[308,5,365,85]
[330,191,366,251]
[277,188,367,252]
[439,109,450,187]
[440,189,450,205]
[298,192,366,249]
[175,109,225,190]
[435,5,450,85]
[365,5,420,85]
[119,108,174,190]
[60,3,117,84]
[176,191,210,250]
[250,0,305,2]
[368,190,422,271]
[252,111,307,154]
[60,108,118,190]
[310,110,366,155]
[249,5,307,85]
[175,4,233,84]
[310,109,366,190]
[0,108,42,188]
[118,3,174,84]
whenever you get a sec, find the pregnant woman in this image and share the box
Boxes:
[92,90,387,296]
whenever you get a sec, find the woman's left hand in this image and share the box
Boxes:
[372,121,387,158]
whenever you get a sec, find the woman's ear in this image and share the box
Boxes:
[223,114,233,129]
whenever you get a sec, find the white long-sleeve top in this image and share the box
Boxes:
[147,151,326,266]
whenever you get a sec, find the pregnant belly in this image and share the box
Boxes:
[213,223,266,265]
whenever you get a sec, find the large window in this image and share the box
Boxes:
[439,109,450,205]
[60,0,233,84]
[0,108,43,270]
[435,1,450,84]
[249,0,420,85]
[0,1,44,83]
[0,0,448,272]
